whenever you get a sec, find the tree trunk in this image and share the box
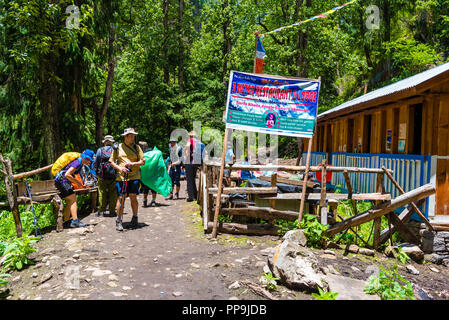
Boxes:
[40,55,61,164]
[96,23,116,146]
[178,0,184,93]
[222,0,231,84]
[163,0,170,86]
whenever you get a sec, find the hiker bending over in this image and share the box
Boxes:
[109,128,145,231]
[94,135,118,217]
[138,141,158,207]
[54,150,95,228]
[165,138,182,200]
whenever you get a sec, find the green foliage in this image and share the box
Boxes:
[397,247,411,264]
[312,288,339,300]
[263,272,279,291]
[364,265,416,300]
[299,214,328,248]
[275,219,298,237]
[0,273,10,287]
[1,236,39,272]
[0,204,56,241]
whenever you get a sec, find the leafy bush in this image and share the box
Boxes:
[1,236,39,272]
[0,204,56,241]
[275,219,298,237]
[0,273,10,287]
[300,214,328,248]
[312,288,339,300]
[364,265,415,300]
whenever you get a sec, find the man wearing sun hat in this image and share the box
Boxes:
[94,135,118,217]
[109,128,145,231]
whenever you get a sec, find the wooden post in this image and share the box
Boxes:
[211,128,231,238]
[320,159,327,225]
[269,173,277,225]
[381,166,434,231]
[0,154,22,237]
[253,32,260,73]
[373,172,385,250]
[52,194,64,232]
[298,137,313,223]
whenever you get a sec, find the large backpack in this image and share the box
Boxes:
[51,152,81,177]
[98,146,116,180]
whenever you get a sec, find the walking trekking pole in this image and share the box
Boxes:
[24,180,42,238]
[119,171,129,217]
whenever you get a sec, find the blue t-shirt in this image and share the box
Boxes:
[240,161,253,180]
[55,158,82,184]
[225,149,234,163]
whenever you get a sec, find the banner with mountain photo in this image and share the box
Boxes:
[225,71,321,138]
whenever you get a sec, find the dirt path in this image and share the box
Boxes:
[4,180,304,300]
[4,179,449,301]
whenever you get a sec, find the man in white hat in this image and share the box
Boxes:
[109,128,145,231]
[94,135,118,217]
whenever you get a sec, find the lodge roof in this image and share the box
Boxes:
[318,61,449,122]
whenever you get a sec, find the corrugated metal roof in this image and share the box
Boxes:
[318,62,449,120]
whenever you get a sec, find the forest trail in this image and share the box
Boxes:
[3,180,304,300]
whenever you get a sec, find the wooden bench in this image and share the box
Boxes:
[15,180,98,232]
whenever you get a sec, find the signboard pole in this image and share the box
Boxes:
[298,76,321,223]
[211,128,230,238]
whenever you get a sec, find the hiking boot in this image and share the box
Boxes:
[70,219,86,228]
[150,200,156,207]
[143,199,148,207]
[94,211,104,217]
[109,211,117,217]
[116,219,124,231]
[173,193,179,200]
[130,215,138,228]
[186,198,194,202]
[165,193,173,200]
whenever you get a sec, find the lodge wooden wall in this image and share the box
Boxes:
[314,78,449,216]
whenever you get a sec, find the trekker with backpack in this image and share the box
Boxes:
[53,149,95,228]
[184,131,205,202]
[109,128,145,231]
[94,135,118,217]
[165,138,183,200]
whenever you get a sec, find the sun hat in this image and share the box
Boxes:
[80,149,95,163]
[169,138,177,143]
[102,135,115,143]
[188,131,197,137]
[121,128,138,136]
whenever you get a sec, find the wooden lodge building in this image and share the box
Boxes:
[312,62,449,223]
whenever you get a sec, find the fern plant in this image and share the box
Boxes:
[312,288,339,300]
[364,265,415,300]
[1,236,39,272]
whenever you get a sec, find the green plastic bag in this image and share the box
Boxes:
[140,146,172,197]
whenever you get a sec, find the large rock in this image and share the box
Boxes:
[324,274,380,300]
[399,243,424,262]
[268,240,326,293]
[282,230,307,247]
[433,237,446,252]
[436,231,449,239]
[424,253,443,265]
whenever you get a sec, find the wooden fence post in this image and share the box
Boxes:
[0,154,22,237]
[320,159,328,225]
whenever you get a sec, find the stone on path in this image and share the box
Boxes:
[107,282,118,288]
[359,248,375,256]
[110,292,128,297]
[346,244,359,254]
[122,286,132,291]
[172,291,183,297]
[108,274,119,282]
[365,265,380,278]
[282,230,307,247]
[268,240,327,292]
[327,265,341,276]
[406,265,420,275]
[92,269,112,277]
[424,253,442,265]
[190,263,200,269]
[228,281,240,290]
[64,238,84,251]
[429,266,439,273]
[398,243,424,262]
[325,274,380,300]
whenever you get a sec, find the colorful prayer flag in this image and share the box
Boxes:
[255,38,266,74]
